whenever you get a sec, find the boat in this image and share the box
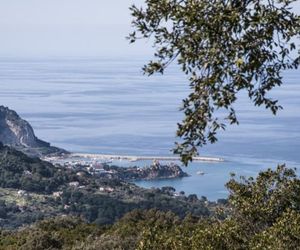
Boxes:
[197,171,205,175]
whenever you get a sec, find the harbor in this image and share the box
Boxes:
[70,153,224,163]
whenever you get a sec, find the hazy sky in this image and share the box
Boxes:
[0,0,300,58]
[0,0,147,57]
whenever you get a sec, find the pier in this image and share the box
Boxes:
[70,153,224,163]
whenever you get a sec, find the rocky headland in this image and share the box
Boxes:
[94,161,189,180]
[0,106,68,157]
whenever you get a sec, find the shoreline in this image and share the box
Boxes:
[70,153,224,163]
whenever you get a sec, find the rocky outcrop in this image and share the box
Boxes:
[99,162,189,181]
[0,106,68,157]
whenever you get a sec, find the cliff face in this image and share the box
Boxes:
[0,106,68,157]
[0,106,49,148]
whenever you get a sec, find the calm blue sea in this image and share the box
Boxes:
[0,57,299,200]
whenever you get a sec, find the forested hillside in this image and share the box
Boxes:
[0,143,215,229]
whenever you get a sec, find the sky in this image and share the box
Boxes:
[0,0,299,58]
[0,0,147,57]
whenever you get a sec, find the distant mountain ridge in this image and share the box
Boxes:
[0,105,68,157]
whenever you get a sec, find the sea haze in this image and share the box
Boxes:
[0,57,299,200]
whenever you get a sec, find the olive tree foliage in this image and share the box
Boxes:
[226,165,300,230]
[128,0,300,165]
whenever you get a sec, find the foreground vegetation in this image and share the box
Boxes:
[0,165,299,249]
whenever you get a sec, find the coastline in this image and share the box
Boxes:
[70,153,224,163]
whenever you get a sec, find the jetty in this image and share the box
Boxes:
[70,153,224,163]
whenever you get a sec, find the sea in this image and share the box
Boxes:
[0,57,299,200]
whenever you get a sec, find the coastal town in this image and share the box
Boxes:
[41,148,226,180]
[44,154,189,181]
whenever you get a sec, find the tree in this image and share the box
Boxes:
[129,0,300,165]
[137,165,300,249]
[226,165,300,229]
